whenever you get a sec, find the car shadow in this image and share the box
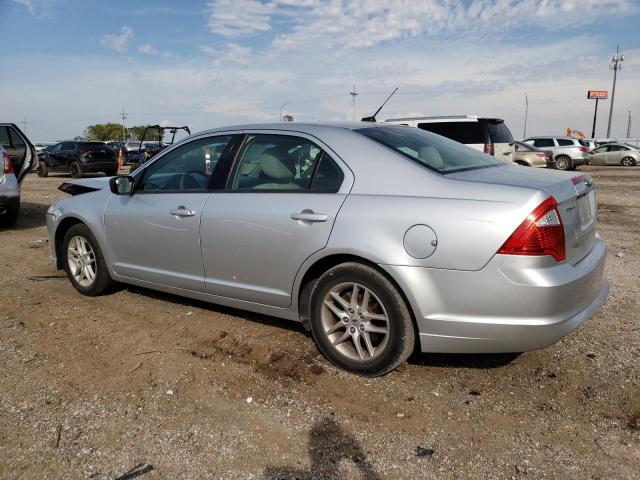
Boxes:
[408,351,521,369]
[1,201,49,231]
[262,416,381,480]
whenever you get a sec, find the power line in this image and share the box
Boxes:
[120,107,128,142]
[607,45,624,137]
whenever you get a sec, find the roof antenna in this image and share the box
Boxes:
[361,87,398,122]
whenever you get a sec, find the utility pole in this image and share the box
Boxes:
[349,84,358,121]
[21,118,28,133]
[120,107,128,142]
[607,45,624,138]
[627,111,632,138]
[523,93,528,139]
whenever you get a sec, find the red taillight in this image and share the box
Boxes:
[579,146,588,153]
[497,197,566,262]
[484,143,494,155]
[3,152,13,174]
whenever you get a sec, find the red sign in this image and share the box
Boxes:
[587,90,608,99]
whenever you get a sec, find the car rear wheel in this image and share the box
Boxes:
[621,156,636,167]
[37,162,49,177]
[309,262,415,376]
[62,224,115,296]
[69,161,83,178]
[555,155,571,171]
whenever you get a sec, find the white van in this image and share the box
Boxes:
[384,115,515,162]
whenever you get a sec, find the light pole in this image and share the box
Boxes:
[523,93,528,139]
[606,45,624,137]
[120,107,128,141]
[279,102,289,122]
[627,111,632,138]
[349,84,358,121]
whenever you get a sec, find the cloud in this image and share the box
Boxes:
[101,26,134,53]
[137,43,159,55]
[207,0,278,37]
[12,0,35,15]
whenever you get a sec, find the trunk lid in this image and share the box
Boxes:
[447,165,596,265]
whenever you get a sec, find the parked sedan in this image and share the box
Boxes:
[46,123,608,376]
[38,141,118,178]
[588,143,639,166]
[512,141,554,168]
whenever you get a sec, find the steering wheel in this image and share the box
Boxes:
[179,170,210,190]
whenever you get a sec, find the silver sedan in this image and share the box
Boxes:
[46,123,609,376]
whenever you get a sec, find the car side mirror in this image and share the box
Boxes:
[109,175,135,195]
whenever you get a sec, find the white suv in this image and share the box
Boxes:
[522,136,589,171]
[383,115,515,162]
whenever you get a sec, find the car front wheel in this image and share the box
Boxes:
[309,262,415,376]
[62,224,115,296]
[621,156,636,167]
[555,155,571,171]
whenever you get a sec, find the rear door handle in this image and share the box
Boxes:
[291,211,328,222]
[170,207,196,217]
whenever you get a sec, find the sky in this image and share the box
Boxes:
[1,0,639,142]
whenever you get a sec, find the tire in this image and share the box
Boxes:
[37,162,49,177]
[62,223,115,296]
[69,161,83,178]
[621,157,636,167]
[555,155,571,171]
[0,209,19,227]
[308,262,415,376]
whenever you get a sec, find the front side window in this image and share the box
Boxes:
[140,135,232,192]
[357,125,501,174]
[8,128,25,147]
[230,134,342,191]
[533,139,555,148]
[61,142,76,151]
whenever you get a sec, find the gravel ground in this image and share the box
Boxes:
[1,166,638,479]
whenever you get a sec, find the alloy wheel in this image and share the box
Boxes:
[320,282,390,362]
[67,236,97,288]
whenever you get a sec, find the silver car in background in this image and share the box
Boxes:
[0,123,36,226]
[588,143,639,166]
[46,123,608,376]
[523,136,589,171]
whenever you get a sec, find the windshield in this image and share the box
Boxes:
[356,125,502,173]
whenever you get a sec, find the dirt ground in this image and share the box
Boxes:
[1,166,638,479]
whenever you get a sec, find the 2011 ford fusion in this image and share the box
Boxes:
[46,123,609,376]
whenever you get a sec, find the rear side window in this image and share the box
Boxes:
[83,142,110,151]
[357,125,501,174]
[417,122,486,144]
[230,134,340,191]
[557,139,574,146]
[533,139,555,148]
[485,121,513,143]
[0,127,9,149]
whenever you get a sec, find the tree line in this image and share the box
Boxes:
[84,123,164,142]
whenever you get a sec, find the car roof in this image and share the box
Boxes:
[190,121,389,138]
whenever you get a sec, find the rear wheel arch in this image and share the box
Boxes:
[296,253,418,338]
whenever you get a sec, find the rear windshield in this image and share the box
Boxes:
[417,121,486,144]
[356,125,502,174]
[485,120,513,143]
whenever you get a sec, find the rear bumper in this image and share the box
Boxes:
[382,235,608,353]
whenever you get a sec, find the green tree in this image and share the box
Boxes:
[86,123,126,141]
[127,125,164,142]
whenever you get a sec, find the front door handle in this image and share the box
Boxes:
[170,206,196,217]
[291,211,328,223]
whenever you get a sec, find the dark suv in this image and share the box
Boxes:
[38,141,117,178]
